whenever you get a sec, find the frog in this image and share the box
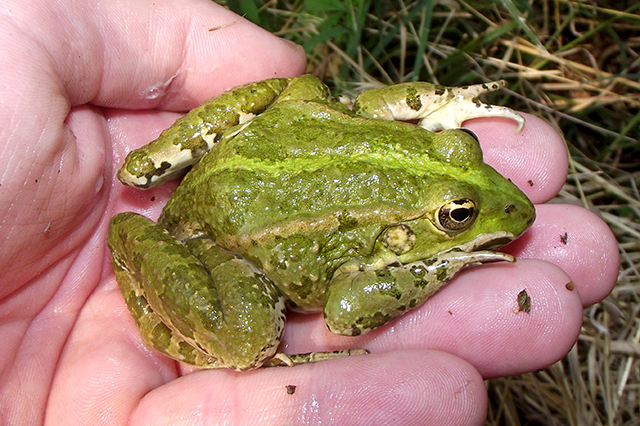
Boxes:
[107,74,535,371]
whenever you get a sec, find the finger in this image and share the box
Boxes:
[46,279,179,425]
[11,0,305,109]
[130,351,486,426]
[506,203,619,306]
[465,115,618,304]
[49,281,487,425]
[403,260,583,378]
[283,259,583,379]
[1,0,304,287]
[466,113,568,204]
[88,0,306,109]
[0,102,109,291]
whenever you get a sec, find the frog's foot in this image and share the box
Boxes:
[263,349,370,367]
[352,80,525,133]
[324,231,517,336]
[108,212,287,371]
[413,81,525,133]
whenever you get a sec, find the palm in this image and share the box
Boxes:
[0,1,618,425]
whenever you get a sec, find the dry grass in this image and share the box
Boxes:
[221,1,639,423]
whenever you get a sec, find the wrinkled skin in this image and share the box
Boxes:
[0,0,619,425]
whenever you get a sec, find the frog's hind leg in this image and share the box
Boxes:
[117,75,333,189]
[117,78,293,189]
[352,80,525,133]
[107,212,286,370]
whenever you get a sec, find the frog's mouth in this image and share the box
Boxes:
[461,231,517,252]
[447,230,518,264]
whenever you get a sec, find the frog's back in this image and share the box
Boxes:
[160,100,454,244]
[158,100,492,310]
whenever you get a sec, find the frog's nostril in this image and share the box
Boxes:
[504,204,517,213]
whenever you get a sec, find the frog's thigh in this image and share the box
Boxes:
[108,213,286,370]
[274,74,331,102]
[324,263,450,336]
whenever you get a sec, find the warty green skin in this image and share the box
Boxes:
[107,75,535,370]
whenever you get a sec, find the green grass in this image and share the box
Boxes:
[220,1,639,424]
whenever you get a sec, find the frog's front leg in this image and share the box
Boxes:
[107,212,287,370]
[352,80,525,133]
[324,245,515,336]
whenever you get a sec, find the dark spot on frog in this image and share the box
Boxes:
[190,138,213,158]
[410,264,425,279]
[152,161,172,179]
[528,180,534,186]
[273,258,287,270]
[356,311,392,330]
[179,339,195,354]
[150,196,155,201]
[376,269,391,278]
[415,279,428,289]
[337,211,359,231]
[422,258,438,267]
[436,267,448,282]
[504,204,517,214]
[375,274,402,299]
[405,88,422,111]
[434,86,446,96]
[296,275,316,299]
[560,232,568,244]
[259,342,277,358]
[35,179,38,183]
[286,385,297,395]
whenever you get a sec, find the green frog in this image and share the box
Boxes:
[108,74,535,371]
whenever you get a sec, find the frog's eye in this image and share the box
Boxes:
[435,199,477,233]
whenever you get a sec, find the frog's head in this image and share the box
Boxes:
[379,128,536,263]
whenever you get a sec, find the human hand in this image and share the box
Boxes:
[0,0,619,425]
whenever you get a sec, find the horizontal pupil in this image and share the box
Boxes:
[451,207,470,222]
